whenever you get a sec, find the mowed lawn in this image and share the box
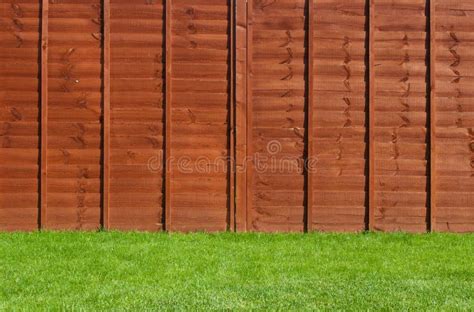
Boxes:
[0,232,473,310]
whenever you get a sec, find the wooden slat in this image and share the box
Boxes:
[429,0,437,232]
[368,0,375,231]
[245,0,253,231]
[229,0,235,231]
[235,0,247,231]
[306,0,314,232]
[40,0,49,229]
[165,0,172,231]
[102,0,110,229]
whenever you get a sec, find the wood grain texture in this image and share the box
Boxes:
[306,0,314,232]
[0,0,473,233]
[165,0,172,231]
[311,0,368,232]
[235,0,247,231]
[102,0,110,229]
[433,0,474,232]
[245,0,253,231]
[108,0,165,231]
[40,0,48,229]
[247,0,306,232]
[169,0,232,232]
[373,0,429,232]
[429,0,436,231]
[0,0,41,231]
[229,0,235,231]
[45,0,103,230]
[368,0,375,231]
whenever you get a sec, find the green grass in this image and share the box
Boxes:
[0,232,473,311]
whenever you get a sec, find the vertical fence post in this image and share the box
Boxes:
[429,0,437,232]
[368,0,376,231]
[245,0,253,231]
[306,0,314,232]
[229,0,236,231]
[164,0,172,231]
[102,0,111,229]
[235,0,248,231]
[40,0,49,229]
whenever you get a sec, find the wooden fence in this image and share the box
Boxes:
[1,0,473,232]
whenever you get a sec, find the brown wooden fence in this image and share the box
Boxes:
[1,0,473,232]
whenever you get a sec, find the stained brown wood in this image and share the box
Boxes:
[108,0,165,231]
[165,0,172,231]
[246,0,306,232]
[433,0,474,232]
[245,0,253,231]
[40,0,49,229]
[1,0,473,233]
[306,0,314,232]
[45,0,103,230]
[429,0,436,232]
[229,0,236,231]
[311,0,368,232]
[168,0,231,232]
[102,0,110,229]
[368,0,375,231]
[373,0,430,233]
[235,0,248,231]
[0,0,41,231]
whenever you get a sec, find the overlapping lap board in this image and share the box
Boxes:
[245,0,307,232]
[0,0,473,232]
[169,0,232,232]
[311,0,368,232]
[0,0,40,230]
[109,0,165,231]
[373,0,429,232]
[434,0,474,232]
[45,0,104,229]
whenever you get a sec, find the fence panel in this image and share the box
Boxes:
[311,0,368,232]
[244,0,308,232]
[0,0,41,230]
[108,0,165,231]
[434,0,474,232]
[168,0,232,231]
[43,0,103,229]
[372,0,429,232]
